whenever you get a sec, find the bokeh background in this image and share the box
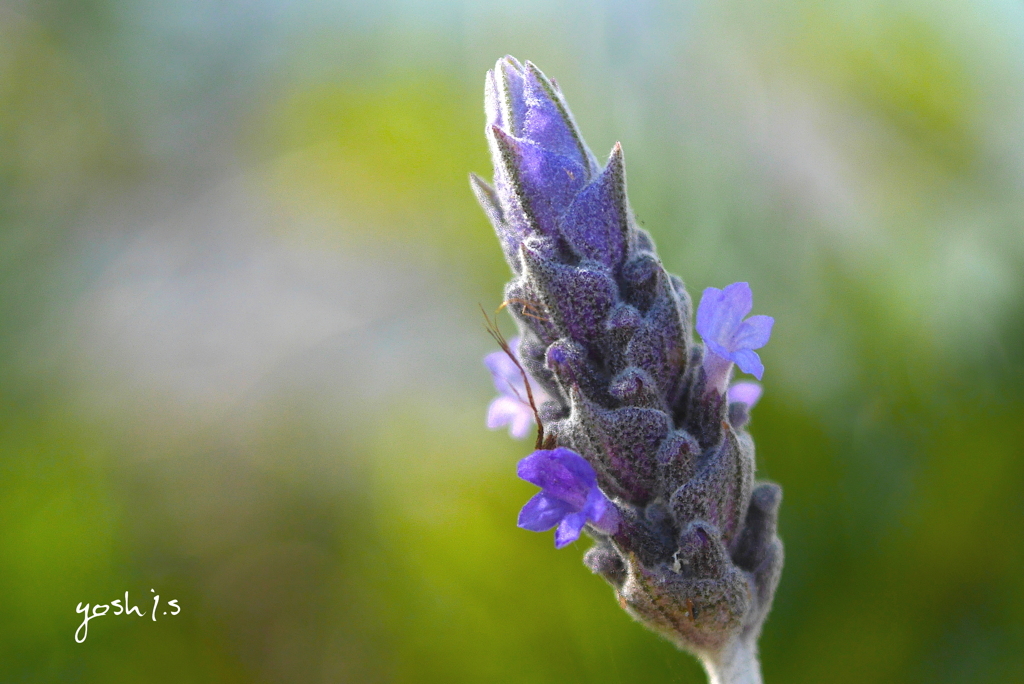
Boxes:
[2,0,1023,681]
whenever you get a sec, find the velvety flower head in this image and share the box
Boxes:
[485,337,552,439]
[517,447,621,548]
[473,58,785,675]
[728,381,763,408]
[696,282,774,389]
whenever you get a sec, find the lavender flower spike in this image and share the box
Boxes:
[697,282,774,394]
[473,56,783,684]
[485,337,553,438]
[517,447,621,548]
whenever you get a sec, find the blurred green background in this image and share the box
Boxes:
[2,0,1023,681]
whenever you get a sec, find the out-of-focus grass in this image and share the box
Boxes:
[258,75,504,291]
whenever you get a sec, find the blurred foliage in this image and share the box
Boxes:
[259,75,504,290]
[1,0,1023,682]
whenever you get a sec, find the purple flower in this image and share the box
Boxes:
[696,282,774,392]
[485,337,552,439]
[474,57,786,667]
[517,447,621,548]
[728,381,763,408]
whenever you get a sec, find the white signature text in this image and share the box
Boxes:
[75,590,180,643]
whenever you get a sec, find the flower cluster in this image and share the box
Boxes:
[475,57,783,677]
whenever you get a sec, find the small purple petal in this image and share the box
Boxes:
[696,285,747,351]
[554,512,588,548]
[720,281,754,319]
[694,286,722,340]
[516,447,594,507]
[484,338,552,439]
[487,397,533,438]
[519,492,575,531]
[728,381,763,408]
[731,349,765,380]
[733,315,774,350]
[486,396,518,429]
[557,447,600,486]
[509,410,534,439]
[484,350,521,395]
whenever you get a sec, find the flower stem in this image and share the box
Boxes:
[702,636,763,684]
[701,349,733,397]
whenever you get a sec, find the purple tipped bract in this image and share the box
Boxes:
[477,56,622,267]
[517,447,621,548]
